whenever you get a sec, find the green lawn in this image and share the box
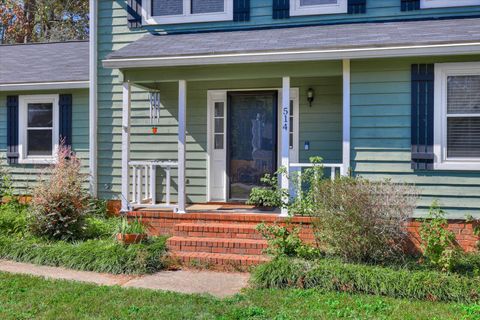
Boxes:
[0,273,478,320]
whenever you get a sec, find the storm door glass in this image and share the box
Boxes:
[227,92,277,200]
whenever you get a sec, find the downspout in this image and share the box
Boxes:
[89,0,98,197]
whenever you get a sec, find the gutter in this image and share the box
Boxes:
[89,0,98,197]
[103,42,480,69]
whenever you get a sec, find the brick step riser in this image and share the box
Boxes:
[168,245,265,255]
[173,254,268,269]
[173,230,265,239]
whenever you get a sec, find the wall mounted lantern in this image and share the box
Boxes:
[307,88,315,107]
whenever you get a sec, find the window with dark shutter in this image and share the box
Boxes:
[348,0,366,14]
[411,64,434,170]
[234,0,250,21]
[6,96,19,165]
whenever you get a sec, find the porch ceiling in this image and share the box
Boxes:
[104,18,480,69]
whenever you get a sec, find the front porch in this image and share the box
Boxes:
[119,60,351,216]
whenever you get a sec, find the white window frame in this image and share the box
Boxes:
[290,0,347,16]
[421,0,480,9]
[434,62,480,171]
[18,94,59,164]
[142,0,233,25]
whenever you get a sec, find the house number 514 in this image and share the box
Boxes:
[282,107,289,131]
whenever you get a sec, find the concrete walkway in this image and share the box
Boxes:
[0,260,250,298]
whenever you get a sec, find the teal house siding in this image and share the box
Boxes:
[351,56,480,219]
[0,90,90,193]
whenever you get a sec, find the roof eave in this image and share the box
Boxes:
[102,42,480,69]
[0,80,89,92]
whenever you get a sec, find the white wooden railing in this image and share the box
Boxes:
[129,160,178,209]
[289,163,344,181]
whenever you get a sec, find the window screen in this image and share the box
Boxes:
[152,0,183,16]
[446,75,480,158]
[27,103,53,156]
[191,0,224,13]
[300,0,338,5]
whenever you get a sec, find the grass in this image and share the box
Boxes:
[0,272,478,320]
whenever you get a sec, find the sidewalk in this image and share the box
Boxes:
[0,260,249,298]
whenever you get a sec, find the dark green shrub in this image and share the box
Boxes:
[29,146,90,241]
[419,202,459,272]
[82,216,120,240]
[0,234,168,274]
[117,216,147,235]
[247,171,287,208]
[252,257,480,303]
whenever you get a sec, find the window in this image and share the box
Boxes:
[214,102,225,149]
[144,0,233,25]
[421,0,480,9]
[18,95,59,164]
[434,63,480,170]
[290,0,347,16]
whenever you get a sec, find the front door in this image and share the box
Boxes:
[207,89,298,202]
[227,91,277,200]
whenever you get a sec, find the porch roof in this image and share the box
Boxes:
[104,18,480,69]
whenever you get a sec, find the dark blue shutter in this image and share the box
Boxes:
[127,0,142,28]
[273,0,289,19]
[348,0,366,14]
[401,0,420,11]
[411,64,434,170]
[6,96,19,165]
[234,0,250,21]
[59,94,73,148]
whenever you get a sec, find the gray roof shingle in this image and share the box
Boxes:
[0,41,89,85]
[107,18,480,60]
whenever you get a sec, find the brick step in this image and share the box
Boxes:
[172,252,270,270]
[173,223,264,239]
[167,236,268,255]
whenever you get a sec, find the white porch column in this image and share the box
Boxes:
[177,80,187,214]
[280,76,290,217]
[342,59,351,176]
[121,81,131,212]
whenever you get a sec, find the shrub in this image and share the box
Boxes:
[256,223,320,259]
[0,201,29,236]
[0,234,168,274]
[29,146,90,241]
[307,175,417,264]
[247,171,286,208]
[82,216,120,240]
[117,216,147,235]
[419,202,460,272]
[252,257,480,303]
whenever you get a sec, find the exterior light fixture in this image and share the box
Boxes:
[307,88,314,107]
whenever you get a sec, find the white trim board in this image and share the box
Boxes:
[290,0,347,16]
[0,81,89,92]
[103,42,480,69]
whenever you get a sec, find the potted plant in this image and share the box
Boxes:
[116,217,147,244]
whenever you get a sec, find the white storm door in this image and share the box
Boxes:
[278,88,299,163]
[207,91,227,201]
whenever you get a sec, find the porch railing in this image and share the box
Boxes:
[289,163,344,196]
[128,160,178,209]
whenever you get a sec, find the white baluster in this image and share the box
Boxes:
[132,165,137,204]
[331,167,336,180]
[150,164,156,205]
[136,166,142,204]
[144,165,148,201]
[165,165,171,206]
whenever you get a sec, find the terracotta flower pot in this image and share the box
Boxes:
[116,233,147,244]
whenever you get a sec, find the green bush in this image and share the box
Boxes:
[256,223,320,259]
[419,202,460,272]
[117,216,147,235]
[246,171,286,208]
[0,201,29,236]
[0,234,168,274]
[82,216,120,240]
[252,257,480,303]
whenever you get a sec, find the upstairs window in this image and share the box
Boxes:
[434,63,480,170]
[290,0,347,16]
[421,0,480,8]
[144,0,233,25]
